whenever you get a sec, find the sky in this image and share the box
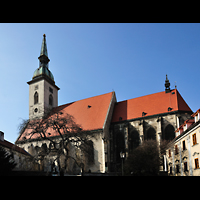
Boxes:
[0,23,200,143]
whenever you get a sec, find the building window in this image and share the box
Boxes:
[193,133,197,145]
[145,127,156,140]
[49,87,53,93]
[184,162,188,172]
[170,166,172,174]
[34,92,38,104]
[175,145,178,155]
[182,140,186,150]
[49,94,53,106]
[169,149,171,157]
[176,164,179,173]
[195,158,199,169]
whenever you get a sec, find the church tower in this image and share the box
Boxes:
[27,34,60,120]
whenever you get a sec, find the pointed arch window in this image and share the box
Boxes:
[34,92,38,104]
[49,94,53,106]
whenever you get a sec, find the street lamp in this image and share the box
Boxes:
[120,151,125,176]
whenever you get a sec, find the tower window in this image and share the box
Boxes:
[49,87,53,93]
[49,94,53,106]
[34,92,38,104]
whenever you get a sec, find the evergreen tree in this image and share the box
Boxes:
[0,146,16,173]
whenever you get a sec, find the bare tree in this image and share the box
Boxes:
[18,108,96,175]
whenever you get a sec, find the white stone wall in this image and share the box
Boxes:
[166,122,200,176]
[17,132,105,173]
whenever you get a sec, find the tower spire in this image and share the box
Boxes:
[38,34,50,68]
[40,34,48,57]
[165,74,171,93]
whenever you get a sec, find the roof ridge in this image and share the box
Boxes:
[59,91,114,106]
[118,90,176,103]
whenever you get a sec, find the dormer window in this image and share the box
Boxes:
[34,92,38,104]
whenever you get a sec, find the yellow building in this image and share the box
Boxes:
[165,109,200,176]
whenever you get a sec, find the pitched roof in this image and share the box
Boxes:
[112,89,192,123]
[54,91,115,131]
[0,139,31,156]
[16,92,115,142]
[191,108,200,117]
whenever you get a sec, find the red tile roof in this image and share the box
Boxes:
[112,89,192,123]
[16,92,114,142]
[175,119,195,133]
[191,108,200,117]
[54,92,114,131]
[0,139,31,156]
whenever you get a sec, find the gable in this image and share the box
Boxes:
[176,90,192,112]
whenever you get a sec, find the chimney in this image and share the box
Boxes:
[0,131,4,141]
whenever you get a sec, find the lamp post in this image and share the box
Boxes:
[120,151,125,176]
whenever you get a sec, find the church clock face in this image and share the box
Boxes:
[34,108,38,113]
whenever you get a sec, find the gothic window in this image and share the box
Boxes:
[34,92,38,104]
[87,140,94,164]
[115,130,125,163]
[129,129,140,152]
[49,142,54,150]
[163,124,175,141]
[80,140,94,165]
[49,94,53,106]
[49,87,53,93]
[41,143,48,154]
[145,127,156,140]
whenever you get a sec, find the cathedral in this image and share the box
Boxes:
[15,35,193,174]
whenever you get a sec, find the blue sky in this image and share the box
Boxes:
[0,23,200,143]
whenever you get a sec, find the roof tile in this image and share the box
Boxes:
[112,89,192,123]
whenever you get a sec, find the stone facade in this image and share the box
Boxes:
[110,111,192,172]
[16,91,116,174]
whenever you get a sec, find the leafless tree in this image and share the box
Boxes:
[18,108,96,175]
